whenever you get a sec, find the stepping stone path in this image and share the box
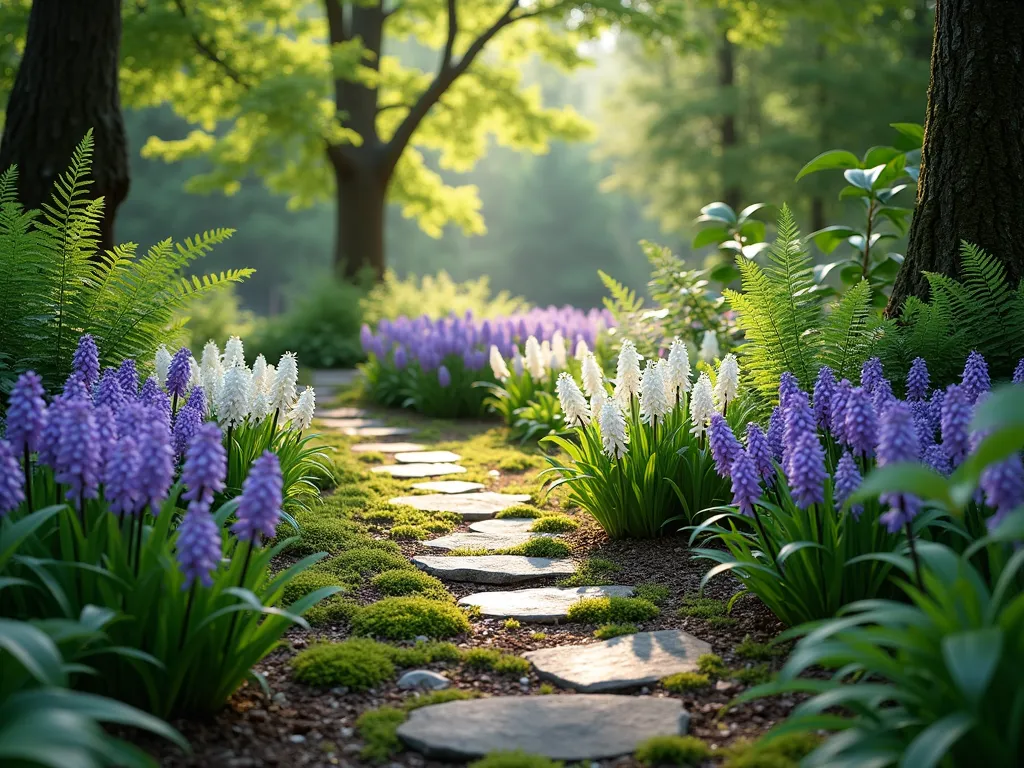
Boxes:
[523,629,712,693]
[421,531,545,552]
[396,694,688,761]
[343,426,416,437]
[411,480,485,494]
[469,517,537,534]
[389,492,531,521]
[315,405,368,419]
[394,450,462,464]
[350,442,427,454]
[318,417,383,429]
[372,463,467,478]
[459,585,635,623]
[412,555,576,584]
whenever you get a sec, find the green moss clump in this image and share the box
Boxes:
[558,557,621,587]
[356,706,406,761]
[678,594,729,620]
[633,583,670,604]
[289,515,373,556]
[730,663,773,686]
[661,671,710,693]
[389,524,428,540]
[495,504,545,519]
[469,751,563,768]
[352,597,471,640]
[462,648,531,676]
[504,537,570,558]
[290,639,395,690]
[565,596,659,624]
[388,640,463,666]
[531,631,547,640]
[723,732,822,768]
[735,635,784,661]
[371,569,452,601]
[423,518,458,533]
[504,618,521,630]
[326,547,413,578]
[305,596,360,627]
[528,515,578,533]
[593,623,638,640]
[538,682,555,694]
[634,735,711,766]
[357,452,387,464]
[707,615,739,628]
[697,653,727,677]
[281,568,347,605]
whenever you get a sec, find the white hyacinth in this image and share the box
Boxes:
[251,354,268,390]
[188,356,202,390]
[574,338,590,361]
[556,372,590,428]
[262,364,277,393]
[640,360,671,426]
[200,341,223,407]
[551,331,567,370]
[249,388,272,424]
[657,358,673,404]
[524,336,546,380]
[154,345,171,388]
[489,345,511,381]
[581,352,606,400]
[689,372,716,439]
[512,352,524,377]
[270,352,299,415]
[666,338,692,404]
[224,335,246,369]
[599,398,629,460]
[216,363,251,428]
[714,353,740,411]
[698,330,720,364]
[288,386,316,431]
[614,339,643,406]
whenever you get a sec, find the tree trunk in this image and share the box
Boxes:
[718,27,741,211]
[331,148,387,281]
[886,0,1024,315]
[0,0,128,252]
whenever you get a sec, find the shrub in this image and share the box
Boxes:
[178,283,256,353]
[634,735,711,766]
[697,654,727,677]
[326,547,413,578]
[529,515,579,533]
[469,751,563,768]
[462,649,531,676]
[352,597,471,640]
[496,504,545,519]
[661,671,710,693]
[290,639,396,689]
[633,583,670,604]
[504,538,571,558]
[389,524,428,540]
[594,623,637,640]
[371,569,452,601]
[565,597,659,624]
[361,270,527,325]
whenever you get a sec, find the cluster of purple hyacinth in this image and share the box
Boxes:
[361,306,612,377]
[0,335,283,589]
[709,351,1024,535]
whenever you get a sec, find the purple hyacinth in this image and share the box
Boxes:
[767,407,785,462]
[877,402,922,533]
[94,405,119,469]
[136,409,175,513]
[360,324,374,353]
[786,431,827,509]
[5,371,47,455]
[53,398,101,507]
[72,334,100,388]
[104,435,142,518]
[961,351,990,404]
[906,358,930,401]
[186,386,208,418]
[173,405,203,459]
[94,368,125,410]
[140,377,172,427]
[812,366,836,430]
[833,451,863,519]
[117,359,139,398]
[871,378,896,413]
[231,451,284,543]
[393,346,408,370]
[778,372,800,409]
[437,365,452,388]
[63,373,90,401]
[911,400,936,448]
[861,357,884,394]
[176,504,223,588]
[844,386,878,458]
[0,439,25,516]
[166,347,192,398]
[730,449,762,517]
[37,397,65,469]
[979,453,1024,531]
[783,390,816,477]
[709,413,743,478]
[745,422,776,487]
[1014,359,1024,385]
[941,384,972,468]
[181,422,227,510]
[829,379,852,445]
[922,444,950,476]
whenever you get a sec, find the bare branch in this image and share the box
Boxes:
[442,0,458,69]
[376,101,413,114]
[173,0,251,88]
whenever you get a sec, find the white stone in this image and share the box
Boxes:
[316,406,368,419]
[389,493,531,521]
[319,417,384,429]
[342,426,416,437]
[396,670,450,691]
[412,555,575,584]
[372,463,467,478]
[411,480,486,494]
[469,518,538,535]
[422,532,546,552]
[351,442,427,454]
[458,586,635,623]
[394,450,462,464]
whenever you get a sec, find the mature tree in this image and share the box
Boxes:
[0,0,129,251]
[118,0,682,279]
[887,0,1024,312]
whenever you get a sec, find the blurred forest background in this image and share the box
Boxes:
[113,2,932,317]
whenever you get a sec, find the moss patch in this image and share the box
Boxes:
[678,594,729,620]
[593,623,638,640]
[661,671,710,693]
[635,735,711,766]
[325,547,414,578]
[697,653,727,677]
[281,568,347,605]
[730,663,773,686]
[352,596,471,640]
[565,596,659,624]
[461,648,531,676]
[371,569,452,601]
[503,537,570,558]
[495,504,545,519]
[503,618,521,630]
[290,638,396,690]
[469,751,563,768]
[558,557,621,587]
[389,524,429,540]
[356,689,480,761]
[735,635,785,661]
[722,732,822,768]
[633,583,670,604]
[528,515,578,533]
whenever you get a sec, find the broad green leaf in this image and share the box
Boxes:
[844,166,885,190]
[808,225,860,255]
[862,146,903,167]
[692,225,731,249]
[698,202,737,224]
[796,149,862,180]
[890,122,924,150]
[738,218,766,243]
[970,384,1024,434]
[852,463,952,508]
[899,711,974,768]
[738,202,769,221]
[941,628,1002,704]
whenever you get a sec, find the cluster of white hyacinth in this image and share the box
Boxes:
[155,337,316,431]
[489,331,584,383]
[555,336,740,459]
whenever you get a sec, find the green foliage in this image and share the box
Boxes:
[735,635,784,661]
[496,505,545,519]
[469,751,563,768]
[633,583,670,604]
[503,537,571,558]
[290,639,397,690]
[722,732,822,768]
[679,595,729,620]
[0,133,248,391]
[528,514,579,533]
[389,524,429,540]
[351,597,471,640]
[363,271,528,325]
[565,596,659,624]
[281,568,346,605]
[697,653,727,678]
[325,547,414,579]
[504,618,522,630]
[558,557,621,587]
[724,205,877,409]
[634,735,711,766]
[593,622,638,640]
[461,649,532,677]
[356,706,407,762]
[661,671,710,693]
[730,664,773,686]
[177,283,256,353]
[371,569,452,601]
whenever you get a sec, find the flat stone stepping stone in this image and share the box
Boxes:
[412,480,485,494]
[524,629,712,693]
[372,463,466,478]
[469,518,537,534]
[342,426,416,437]
[316,406,368,418]
[351,442,427,454]
[397,694,687,761]
[459,586,635,622]
[319,417,384,429]
[412,555,575,584]
[389,492,531,521]
[394,450,462,464]
[422,531,544,552]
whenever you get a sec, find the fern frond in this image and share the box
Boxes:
[818,279,873,381]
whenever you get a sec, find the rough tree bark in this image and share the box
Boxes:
[0,0,129,252]
[886,0,1024,315]
[718,28,741,212]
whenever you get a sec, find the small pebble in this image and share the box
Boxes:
[640,686,650,694]
[488,469,500,477]
[339,727,354,739]
[271,692,288,705]
[330,686,349,695]
[518,677,530,686]
[289,734,306,744]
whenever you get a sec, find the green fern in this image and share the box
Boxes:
[0,131,251,391]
